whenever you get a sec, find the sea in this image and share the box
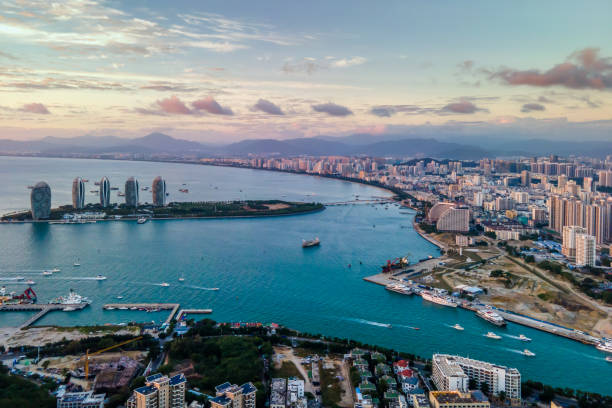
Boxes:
[0,156,610,393]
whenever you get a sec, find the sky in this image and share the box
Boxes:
[1,0,612,143]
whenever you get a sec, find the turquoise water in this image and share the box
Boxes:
[0,156,610,393]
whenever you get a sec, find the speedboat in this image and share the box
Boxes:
[26,279,36,285]
[518,334,532,342]
[116,295,124,299]
[42,270,53,276]
[178,277,185,282]
[94,275,107,280]
[119,306,128,310]
[106,306,115,310]
[73,258,80,267]
[452,324,464,331]
[606,356,612,363]
[596,340,612,353]
[485,332,501,339]
[522,349,536,357]
[137,217,148,224]
[51,268,61,273]
[160,282,170,287]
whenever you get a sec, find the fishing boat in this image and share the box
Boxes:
[302,237,320,248]
[518,334,532,342]
[452,324,464,331]
[522,349,536,357]
[485,332,501,339]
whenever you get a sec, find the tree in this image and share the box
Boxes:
[540,385,555,403]
[480,381,490,396]
[468,378,478,390]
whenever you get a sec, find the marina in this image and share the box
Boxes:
[0,303,89,329]
[102,303,182,327]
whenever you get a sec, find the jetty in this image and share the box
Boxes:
[103,303,181,326]
[0,303,89,329]
[176,308,213,321]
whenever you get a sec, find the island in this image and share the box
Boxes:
[0,200,325,222]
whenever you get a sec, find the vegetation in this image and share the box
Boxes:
[272,361,303,380]
[0,365,55,408]
[319,363,342,408]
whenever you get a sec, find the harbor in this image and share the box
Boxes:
[0,303,89,329]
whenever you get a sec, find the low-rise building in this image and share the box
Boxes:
[270,378,287,408]
[56,391,105,408]
[428,391,490,408]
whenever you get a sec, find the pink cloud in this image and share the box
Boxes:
[192,96,233,115]
[156,95,192,115]
[20,103,50,114]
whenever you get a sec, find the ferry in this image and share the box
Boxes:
[421,291,457,308]
[596,339,612,353]
[385,283,412,296]
[51,289,90,305]
[137,217,148,224]
[160,282,170,287]
[485,332,502,339]
[452,324,464,331]
[302,237,320,248]
[476,309,506,327]
[522,349,536,357]
[518,334,532,342]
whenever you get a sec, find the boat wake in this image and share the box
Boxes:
[184,285,220,291]
[345,317,392,328]
[394,324,420,330]
[503,347,525,355]
[502,334,523,340]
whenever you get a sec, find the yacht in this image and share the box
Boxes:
[476,309,506,326]
[106,306,115,310]
[178,273,185,282]
[518,334,532,342]
[452,324,464,331]
[522,349,536,357]
[137,217,148,224]
[160,282,170,287]
[596,339,612,353]
[94,275,107,281]
[26,279,36,285]
[42,270,53,276]
[421,291,457,308]
[116,295,124,299]
[52,289,90,305]
[485,332,502,339]
[385,283,412,296]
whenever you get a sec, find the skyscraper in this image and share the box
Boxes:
[30,181,51,220]
[576,234,596,267]
[562,226,586,259]
[100,176,111,207]
[125,177,139,207]
[72,177,85,209]
[152,176,166,206]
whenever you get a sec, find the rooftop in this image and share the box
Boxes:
[430,391,489,404]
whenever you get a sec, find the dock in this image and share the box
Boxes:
[103,303,181,326]
[176,309,213,321]
[0,303,89,329]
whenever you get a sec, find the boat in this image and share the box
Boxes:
[302,237,320,248]
[178,272,185,282]
[63,307,75,312]
[160,282,170,287]
[119,306,128,310]
[16,276,24,281]
[110,187,119,190]
[596,339,612,353]
[73,258,80,267]
[606,356,612,363]
[51,268,60,273]
[42,270,53,276]
[94,274,107,280]
[178,188,189,193]
[476,309,507,326]
[116,295,123,299]
[421,291,457,308]
[485,332,502,339]
[385,283,412,296]
[452,324,464,331]
[106,306,115,310]
[518,334,532,342]
[51,289,90,305]
[117,192,125,196]
[26,279,35,285]
[137,217,148,224]
[521,349,536,357]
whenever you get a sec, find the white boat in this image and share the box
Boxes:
[94,275,107,280]
[26,279,36,285]
[106,306,115,310]
[63,307,76,312]
[596,340,612,353]
[476,309,506,326]
[51,289,90,305]
[522,349,536,356]
[302,237,320,248]
[119,306,128,310]
[42,270,53,276]
[51,268,61,273]
[485,332,502,339]
[137,217,148,224]
[160,282,170,287]
[385,283,412,296]
[606,356,612,363]
[116,295,124,299]
[452,324,464,331]
[73,258,80,267]
[421,291,457,308]
[178,272,185,282]
[518,334,532,342]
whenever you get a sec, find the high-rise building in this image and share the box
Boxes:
[152,176,166,206]
[30,181,51,220]
[125,373,186,408]
[125,177,139,208]
[520,170,531,187]
[72,177,85,209]
[432,354,520,404]
[436,208,470,233]
[562,226,586,259]
[57,391,105,408]
[210,382,257,408]
[99,176,111,207]
[576,233,596,267]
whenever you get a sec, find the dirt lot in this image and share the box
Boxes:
[0,325,141,348]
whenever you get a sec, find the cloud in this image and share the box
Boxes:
[140,82,198,92]
[312,102,353,117]
[252,99,284,115]
[0,51,18,60]
[282,60,322,75]
[521,103,546,113]
[369,105,437,117]
[192,96,233,115]
[489,47,612,90]
[20,102,50,114]
[156,95,192,115]
[330,57,366,68]
[440,99,487,114]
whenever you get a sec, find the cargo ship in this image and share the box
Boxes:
[476,309,506,327]
[385,283,412,296]
[421,291,457,308]
[302,237,320,248]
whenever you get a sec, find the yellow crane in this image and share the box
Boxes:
[82,336,143,387]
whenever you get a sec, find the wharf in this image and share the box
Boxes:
[176,309,213,321]
[103,303,180,326]
[0,303,89,329]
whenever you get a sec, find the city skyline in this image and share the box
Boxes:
[1,1,612,143]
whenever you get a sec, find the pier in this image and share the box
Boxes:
[103,303,181,326]
[176,309,213,321]
[0,303,89,329]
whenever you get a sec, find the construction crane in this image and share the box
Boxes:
[82,336,143,387]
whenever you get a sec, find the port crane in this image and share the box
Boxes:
[82,336,143,388]
[1,287,37,304]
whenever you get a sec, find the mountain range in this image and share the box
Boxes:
[0,132,611,159]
